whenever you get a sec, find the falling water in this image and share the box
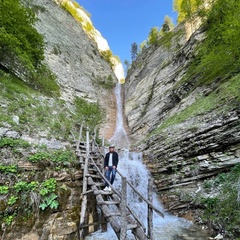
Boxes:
[85,83,210,239]
[108,83,129,149]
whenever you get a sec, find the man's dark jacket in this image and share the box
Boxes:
[104,152,119,168]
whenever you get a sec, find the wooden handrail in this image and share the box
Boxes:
[116,169,164,218]
[89,139,164,218]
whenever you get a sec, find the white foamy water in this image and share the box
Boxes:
[109,83,129,149]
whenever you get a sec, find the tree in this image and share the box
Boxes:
[0,0,44,70]
[147,27,160,46]
[173,0,201,23]
[131,42,138,61]
[162,15,175,33]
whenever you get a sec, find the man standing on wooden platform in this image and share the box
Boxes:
[103,145,119,191]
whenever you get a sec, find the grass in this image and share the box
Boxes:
[0,70,103,140]
[152,74,240,134]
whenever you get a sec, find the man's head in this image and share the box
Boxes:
[109,145,115,152]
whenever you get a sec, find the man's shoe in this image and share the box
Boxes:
[103,186,108,191]
[107,186,112,191]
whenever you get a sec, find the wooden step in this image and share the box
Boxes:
[85,174,102,179]
[105,212,121,217]
[93,190,113,195]
[127,224,138,230]
[98,201,120,205]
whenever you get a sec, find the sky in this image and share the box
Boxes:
[77,0,178,64]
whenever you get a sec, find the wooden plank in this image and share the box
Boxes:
[93,190,113,195]
[81,189,94,195]
[120,177,127,240]
[148,178,153,240]
[88,177,121,238]
[98,201,121,205]
[85,174,102,179]
[127,224,138,230]
[79,129,90,240]
[105,212,121,217]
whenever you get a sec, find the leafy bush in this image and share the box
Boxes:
[0,0,59,96]
[200,164,240,238]
[74,97,102,129]
[0,165,17,174]
[183,0,240,86]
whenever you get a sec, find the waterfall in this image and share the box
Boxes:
[108,83,129,149]
[85,83,209,239]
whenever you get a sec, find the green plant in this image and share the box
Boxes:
[0,186,9,194]
[0,165,17,174]
[14,181,38,192]
[74,97,102,129]
[0,138,30,148]
[14,181,29,192]
[3,214,15,225]
[39,193,59,210]
[28,152,51,162]
[40,178,57,196]
[8,195,18,205]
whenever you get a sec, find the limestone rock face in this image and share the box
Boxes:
[28,0,117,117]
[124,24,240,223]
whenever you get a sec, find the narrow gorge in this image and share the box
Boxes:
[0,0,239,239]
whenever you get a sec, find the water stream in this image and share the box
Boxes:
[85,83,210,239]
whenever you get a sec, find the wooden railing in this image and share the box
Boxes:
[75,126,164,240]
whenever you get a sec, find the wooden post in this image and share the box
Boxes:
[76,124,83,151]
[147,178,153,240]
[79,128,90,240]
[120,177,127,240]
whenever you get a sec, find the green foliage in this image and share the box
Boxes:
[74,97,102,129]
[0,137,30,148]
[3,214,15,225]
[61,1,83,23]
[131,42,138,61]
[174,0,202,22]
[0,186,9,194]
[99,50,114,67]
[40,178,57,196]
[96,75,115,89]
[39,179,59,210]
[0,0,44,67]
[0,0,59,96]
[7,196,18,206]
[183,0,240,86]
[39,193,59,210]
[153,74,240,134]
[147,27,161,46]
[14,181,38,193]
[0,165,17,174]
[28,152,51,162]
[200,164,240,238]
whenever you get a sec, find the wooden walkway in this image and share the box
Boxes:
[73,127,164,240]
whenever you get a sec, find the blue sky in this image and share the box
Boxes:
[77,0,178,64]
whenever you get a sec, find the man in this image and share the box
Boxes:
[103,145,119,191]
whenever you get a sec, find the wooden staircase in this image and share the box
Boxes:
[74,127,164,240]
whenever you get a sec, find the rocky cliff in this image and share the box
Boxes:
[27,0,118,136]
[0,1,119,239]
[124,23,240,236]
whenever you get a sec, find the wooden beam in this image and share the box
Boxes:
[148,178,153,240]
[120,177,127,240]
[79,128,90,240]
